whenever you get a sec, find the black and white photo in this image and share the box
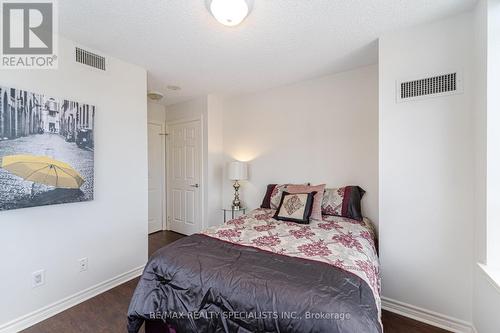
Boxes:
[0,85,95,211]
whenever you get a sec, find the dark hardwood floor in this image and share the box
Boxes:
[147,230,185,257]
[23,231,450,333]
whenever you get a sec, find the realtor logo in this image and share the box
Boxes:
[1,0,58,68]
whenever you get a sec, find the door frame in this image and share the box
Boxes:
[165,115,205,233]
[148,120,167,232]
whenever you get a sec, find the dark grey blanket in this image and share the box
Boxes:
[127,234,381,333]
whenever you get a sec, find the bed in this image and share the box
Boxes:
[127,208,381,333]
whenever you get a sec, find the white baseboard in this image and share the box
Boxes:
[382,297,475,333]
[0,265,145,333]
[1,272,480,333]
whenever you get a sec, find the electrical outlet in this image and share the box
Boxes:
[79,257,88,272]
[32,270,45,288]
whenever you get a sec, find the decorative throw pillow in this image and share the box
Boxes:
[260,184,277,209]
[286,184,326,221]
[269,183,311,209]
[321,186,365,221]
[269,184,289,209]
[274,191,316,224]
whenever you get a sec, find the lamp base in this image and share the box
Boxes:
[232,180,241,210]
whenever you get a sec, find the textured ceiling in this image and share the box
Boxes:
[59,0,476,105]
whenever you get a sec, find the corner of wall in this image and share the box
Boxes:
[0,36,148,330]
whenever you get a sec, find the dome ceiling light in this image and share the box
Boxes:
[209,0,250,27]
[147,91,164,101]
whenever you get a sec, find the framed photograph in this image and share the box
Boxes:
[0,85,95,211]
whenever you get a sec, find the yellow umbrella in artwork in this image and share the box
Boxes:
[0,155,84,189]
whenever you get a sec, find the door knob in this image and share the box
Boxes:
[190,184,199,188]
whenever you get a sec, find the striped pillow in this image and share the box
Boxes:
[321,186,365,221]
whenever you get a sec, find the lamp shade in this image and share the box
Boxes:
[227,161,248,180]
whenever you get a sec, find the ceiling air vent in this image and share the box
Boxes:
[75,47,106,71]
[397,71,463,103]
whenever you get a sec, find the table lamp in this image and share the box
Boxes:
[227,161,248,210]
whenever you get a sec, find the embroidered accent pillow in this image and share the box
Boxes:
[269,184,290,209]
[269,183,311,209]
[285,184,326,221]
[274,191,316,224]
[321,186,365,221]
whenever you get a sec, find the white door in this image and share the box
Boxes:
[148,122,165,234]
[169,120,202,235]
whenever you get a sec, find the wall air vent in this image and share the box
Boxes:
[397,71,463,103]
[75,47,106,71]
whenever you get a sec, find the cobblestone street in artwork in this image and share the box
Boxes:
[0,133,94,210]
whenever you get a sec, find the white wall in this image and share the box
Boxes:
[472,1,500,332]
[379,13,475,323]
[221,65,379,225]
[148,101,166,123]
[206,95,224,226]
[474,0,488,271]
[474,267,500,333]
[485,0,500,268]
[0,37,148,330]
[166,97,207,124]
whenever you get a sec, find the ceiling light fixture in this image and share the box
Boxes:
[147,91,164,101]
[209,0,249,27]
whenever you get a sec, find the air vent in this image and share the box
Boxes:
[75,47,106,71]
[397,71,463,102]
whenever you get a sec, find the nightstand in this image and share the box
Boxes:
[222,207,247,223]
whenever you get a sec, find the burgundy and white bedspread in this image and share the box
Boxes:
[201,208,381,316]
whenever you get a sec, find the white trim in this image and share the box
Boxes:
[0,266,145,333]
[478,263,500,294]
[163,122,170,230]
[200,113,205,231]
[166,120,171,231]
[148,120,167,232]
[166,116,202,126]
[382,297,474,333]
